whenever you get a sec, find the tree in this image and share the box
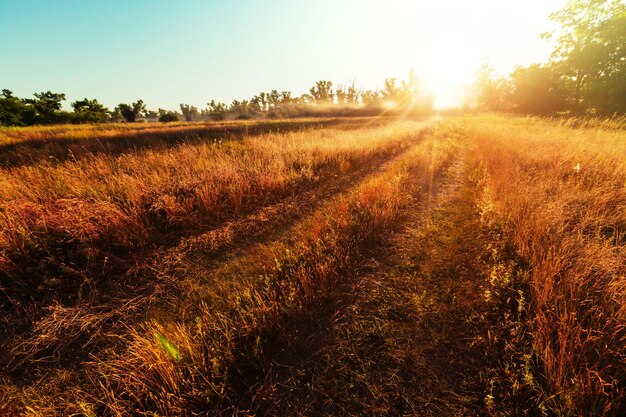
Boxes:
[258,92,268,112]
[179,104,199,122]
[249,96,261,115]
[109,106,123,122]
[72,98,109,123]
[207,100,227,120]
[229,100,251,119]
[361,89,381,105]
[0,89,28,126]
[23,91,66,124]
[474,64,511,111]
[508,64,566,115]
[382,78,399,99]
[309,80,333,104]
[346,83,359,104]
[158,108,179,122]
[545,0,626,113]
[280,91,293,105]
[399,70,420,103]
[268,90,281,109]
[336,85,347,104]
[116,100,146,122]
[143,109,159,120]
[298,93,315,105]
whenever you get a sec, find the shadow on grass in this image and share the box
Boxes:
[0,118,370,169]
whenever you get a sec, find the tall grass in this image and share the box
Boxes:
[0,118,376,169]
[0,120,423,306]
[470,114,626,416]
[77,130,457,416]
[0,118,433,415]
[0,118,366,147]
[5,114,623,415]
[1,123,457,415]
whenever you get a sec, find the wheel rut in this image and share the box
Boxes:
[270,144,495,416]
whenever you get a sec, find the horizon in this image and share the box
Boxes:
[1,0,567,111]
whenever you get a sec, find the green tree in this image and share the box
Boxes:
[207,100,227,120]
[258,92,268,112]
[0,89,29,126]
[24,91,66,124]
[474,64,510,111]
[116,100,146,122]
[158,108,179,122]
[508,64,566,115]
[268,90,281,109]
[545,0,626,113]
[229,100,251,119]
[72,98,109,123]
[144,109,158,120]
[109,106,123,122]
[249,95,262,114]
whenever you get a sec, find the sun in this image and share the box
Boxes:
[421,70,469,110]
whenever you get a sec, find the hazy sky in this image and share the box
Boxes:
[0,0,568,110]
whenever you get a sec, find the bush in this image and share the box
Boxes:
[158,112,179,122]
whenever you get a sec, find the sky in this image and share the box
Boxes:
[0,0,569,110]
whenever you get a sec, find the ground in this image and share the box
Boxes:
[1,115,624,416]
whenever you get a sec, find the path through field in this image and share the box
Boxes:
[3,116,625,416]
[235,135,497,415]
[1,120,502,416]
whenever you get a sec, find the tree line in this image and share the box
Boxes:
[0,74,433,126]
[474,0,626,116]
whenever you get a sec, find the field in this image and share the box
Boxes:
[1,115,625,416]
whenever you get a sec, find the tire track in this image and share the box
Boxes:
[203,132,465,415]
[269,143,494,415]
[167,126,434,278]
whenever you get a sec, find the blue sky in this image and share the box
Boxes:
[0,0,567,110]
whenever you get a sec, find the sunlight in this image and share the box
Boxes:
[423,73,465,110]
[428,83,450,111]
[359,0,565,111]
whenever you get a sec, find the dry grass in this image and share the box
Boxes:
[2,114,625,416]
[0,117,435,415]
[71,130,458,416]
[0,118,369,146]
[0,119,421,313]
[0,118,372,169]
[469,114,626,416]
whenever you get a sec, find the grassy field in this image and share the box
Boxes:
[1,115,624,416]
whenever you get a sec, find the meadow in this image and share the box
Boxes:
[0,115,624,416]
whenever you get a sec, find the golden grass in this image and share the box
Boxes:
[2,114,625,416]
[0,118,369,146]
[0,119,456,415]
[0,118,375,170]
[0,118,435,414]
[76,130,458,416]
[469,114,626,416]
[0,121,420,275]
